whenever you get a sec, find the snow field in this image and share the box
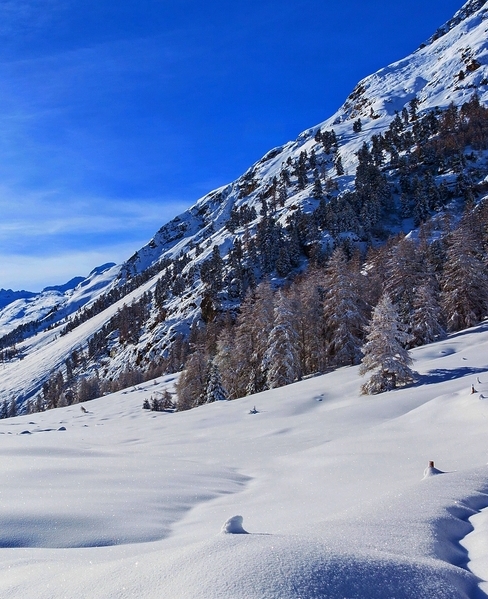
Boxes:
[1,324,488,597]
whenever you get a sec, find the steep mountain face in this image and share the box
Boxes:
[422,0,487,46]
[1,0,488,409]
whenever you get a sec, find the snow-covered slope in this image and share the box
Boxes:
[0,289,36,310]
[336,0,488,124]
[127,0,488,274]
[0,263,119,338]
[1,0,488,406]
[1,323,488,597]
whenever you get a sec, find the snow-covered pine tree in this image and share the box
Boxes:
[312,173,324,199]
[335,153,344,176]
[360,294,416,394]
[204,360,228,403]
[264,291,300,389]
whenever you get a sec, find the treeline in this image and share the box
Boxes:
[179,94,488,309]
[176,201,488,407]
[0,304,61,353]
[16,333,189,416]
[3,94,488,414]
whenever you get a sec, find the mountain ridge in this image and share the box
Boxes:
[421,0,487,47]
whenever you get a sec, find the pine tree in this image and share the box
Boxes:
[335,153,345,176]
[360,294,416,394]
[278,181,287,207]
[312,173,323,199]
[175,349,208,410]
[355,142,392,230]
[264,291,300,389]
[204,360,228,403]
[323,248,368,367]
[296,151,308,190]
[440,215,488,332]
[408,97,419,121]
[200,245,224,296]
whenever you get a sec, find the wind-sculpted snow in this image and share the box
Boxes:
[145,532,482,599]
[1,327,488,597]
[462,504,488,595]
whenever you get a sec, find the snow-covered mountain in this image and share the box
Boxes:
[1,0,488,408]
[0,263,119,338]
[1,319,488,597]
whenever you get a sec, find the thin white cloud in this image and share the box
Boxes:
[0,241,141,292]
[0,185,189,237]
[0,185,191,290]
[0,0,70,35]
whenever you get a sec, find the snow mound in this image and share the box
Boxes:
[154,533,479,599]
[423,461,447,479]
[221,515,248,534]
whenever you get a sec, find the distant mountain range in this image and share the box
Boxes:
[1,0,487,410]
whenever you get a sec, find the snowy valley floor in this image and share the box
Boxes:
[1,324,488,597]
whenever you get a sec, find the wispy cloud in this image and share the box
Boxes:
[0,16,207,291]
[0,0,71,36]
[0,185,190,290]
[0,189,187,237]
[0,244,135,292]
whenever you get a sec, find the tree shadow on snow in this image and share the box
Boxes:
[415,367,487,386]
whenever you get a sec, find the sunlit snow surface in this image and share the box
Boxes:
[0,325,488,597]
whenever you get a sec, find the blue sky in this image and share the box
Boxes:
[0,0,464,291]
